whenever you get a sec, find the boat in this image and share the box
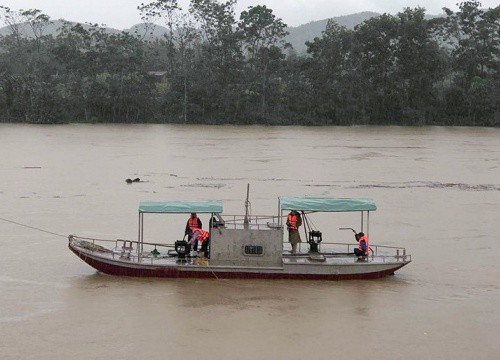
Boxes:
[68,196,411,280]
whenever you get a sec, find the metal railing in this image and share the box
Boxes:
[70,235,411,265]
[69,235,175,265]
[222,215,282,230]
[285,241,411,262]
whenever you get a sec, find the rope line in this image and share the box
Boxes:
[1,217,221,281]
[0,216,68,239]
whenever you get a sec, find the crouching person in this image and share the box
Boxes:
[189,228,210,257]
[354,232,369,257]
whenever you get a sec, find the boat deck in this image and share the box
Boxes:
[69,236,410,268]
[69,236,411,279]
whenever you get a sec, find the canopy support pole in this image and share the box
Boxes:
[367,211,370,238]
[138,212,144,262]
[278,198,282,226]
[137,212,141,255]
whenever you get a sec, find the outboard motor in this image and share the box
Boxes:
[175,240,189,259]
[308,230,322,253]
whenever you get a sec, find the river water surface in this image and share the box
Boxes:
[0,124,499,360]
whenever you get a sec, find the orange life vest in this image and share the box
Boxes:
[192,228,209,242]
[188,217,199,230]
[357,235,369,255]
[287,213,298,231]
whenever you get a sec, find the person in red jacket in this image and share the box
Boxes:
[189,227,210,257]
[354,232,369,257]
[286,210,302,254]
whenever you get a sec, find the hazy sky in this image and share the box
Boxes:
[0,0,498,29]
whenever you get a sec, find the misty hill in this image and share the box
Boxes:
[0,11,442,54]
[124,12,383,52]
[284,11,380,53]
[0,19,122,37]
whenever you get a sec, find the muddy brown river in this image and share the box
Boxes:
[0,124,498,360]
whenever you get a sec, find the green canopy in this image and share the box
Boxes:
[279,197,376,212]
[139,200,223,214]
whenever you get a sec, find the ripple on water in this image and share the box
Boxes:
[0,276,67,323]
[351,181,500,191]
[181,183,227,189]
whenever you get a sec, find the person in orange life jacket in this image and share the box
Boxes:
[286,210,302,254]
[185,213,202,250]
[354,232,369,257]
[189,228,210,257]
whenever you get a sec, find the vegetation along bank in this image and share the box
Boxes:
[0,1,498,126]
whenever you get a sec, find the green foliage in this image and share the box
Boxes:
[0,1,498,125]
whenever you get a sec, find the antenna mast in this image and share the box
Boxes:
[244,184,250,229]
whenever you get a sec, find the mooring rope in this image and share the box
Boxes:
[0,217,225,280]
[204,260,220,280]
[0,216,68,239]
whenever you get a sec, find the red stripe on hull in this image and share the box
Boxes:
[69,245,407,280]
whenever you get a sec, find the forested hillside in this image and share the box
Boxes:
[0,11,381,53]
[285,12,381,53]
[0,0,498,126]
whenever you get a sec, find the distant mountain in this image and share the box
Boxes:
[0,11,443,54]
[124,12,383,52]
[0,19,122,37]
[284,11,380,53]
[124,23,169,40]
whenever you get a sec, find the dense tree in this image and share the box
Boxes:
[0,7,57,122]
[138,0,200,122]
[239,5,288,118]
[305,20,357,122]
[441,1,500,124]
[394,7,446,123]
[189,0,243,120]
[51,23,154,122]
[0,1,498,126]
[353,14,400,123]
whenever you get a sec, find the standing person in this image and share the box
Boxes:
[185,213,202,250]
[354,232,369,257]
[286,210,302,254]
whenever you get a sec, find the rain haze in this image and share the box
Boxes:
[0,0,498,29]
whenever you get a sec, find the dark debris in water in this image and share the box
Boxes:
[125,178,141,183]
[125,178,149,184]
